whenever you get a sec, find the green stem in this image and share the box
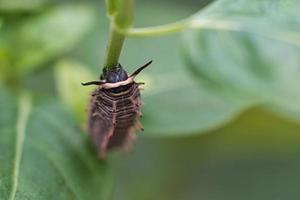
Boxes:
[103,24,125,70]
[103,0,133,72]
[118,18,240,37]
[120,19,191,37]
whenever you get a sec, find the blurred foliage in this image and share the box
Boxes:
[0,0,300,199]
[114,108,300,200]
[0,89,113,199]
[0,0,48,12]
[183,0,300,123]
[0,4,95,79]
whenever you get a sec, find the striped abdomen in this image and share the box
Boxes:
[88,83,143,159]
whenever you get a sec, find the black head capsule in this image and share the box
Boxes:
[103,64,131,93]
[104,64,128,83]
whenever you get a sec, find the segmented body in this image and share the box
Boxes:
[82,60,152,159]
[88,82,142,159]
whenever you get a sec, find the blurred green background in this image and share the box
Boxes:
[1,0,300,199]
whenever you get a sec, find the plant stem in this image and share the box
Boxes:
[118,18,240,37]
[103,24,125,70]
[103,0,133,72]
[120,19,191,37]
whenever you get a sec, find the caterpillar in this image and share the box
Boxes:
[82,60,152,159]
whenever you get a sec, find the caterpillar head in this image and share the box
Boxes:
[102,64,130,93]
[103,64,128,83]
[82,60,152,92]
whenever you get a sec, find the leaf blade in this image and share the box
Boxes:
[15,4,95,75]
[182,0,300,123]
[0,89,113,200]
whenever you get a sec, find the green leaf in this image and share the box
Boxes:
[54,59,94,123]
[0,20,11,83]
[114,108,300,200]
[0,89,113,199]
[142,73,252,136]
[182,0,300,123]
[0,0,48,12]
[15,4,95,75]
[117,2,255,136]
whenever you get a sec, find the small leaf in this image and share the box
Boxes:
[54,59,94,123]
[0,89,113,199]
[182,0,300,122]
[15,4,95,75]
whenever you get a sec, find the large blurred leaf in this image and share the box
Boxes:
[0,0,48,12]
[15,4,95,75]
[140,68,253,136]
[0,89,113,199]
[113,108,300,200]
[0,19,10,84]
[182,0,300,122]
[124,2,254,136]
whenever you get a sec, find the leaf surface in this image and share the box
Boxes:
[0,89,113,200]
[183,0,300,123]
[15,4,95,74]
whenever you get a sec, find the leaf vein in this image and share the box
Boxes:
[9,93,32,200]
